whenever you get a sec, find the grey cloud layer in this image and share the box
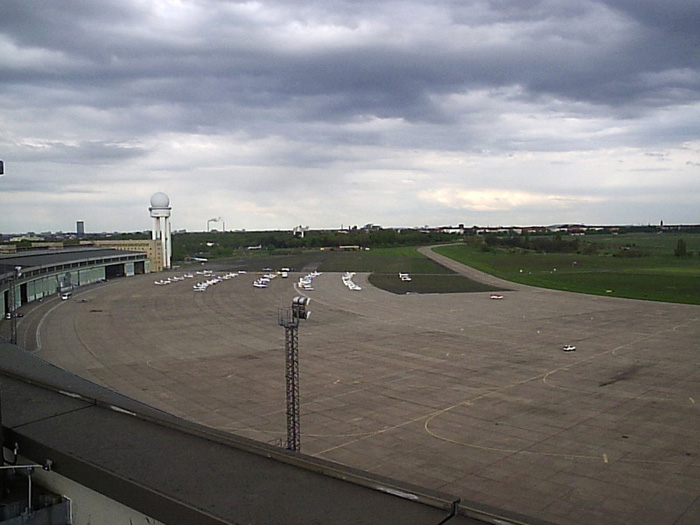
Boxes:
[6,1,698,119]
[0,0,698,231]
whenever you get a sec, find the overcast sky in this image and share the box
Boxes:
[1,0,699,234]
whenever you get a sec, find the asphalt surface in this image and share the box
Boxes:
[8,250,700,524]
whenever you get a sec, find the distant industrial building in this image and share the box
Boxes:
[76,220,85,237]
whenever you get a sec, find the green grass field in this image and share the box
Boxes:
[318,247,453,274]
[434,233,700,304]
[320,247,505,294]
[588,232,700,254]
[203,247,455,275]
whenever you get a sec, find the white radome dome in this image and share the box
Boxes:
[150,192,170,208]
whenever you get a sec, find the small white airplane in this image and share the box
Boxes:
[490,294,504,300]
[342,272,362,290]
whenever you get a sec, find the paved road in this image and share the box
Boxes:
[417,245,525,289]
[11,254,700,524]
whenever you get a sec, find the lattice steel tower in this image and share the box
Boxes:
[278,296,311,452]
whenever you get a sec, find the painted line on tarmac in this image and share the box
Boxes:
[35,300,68,353]
[35,281,118,354]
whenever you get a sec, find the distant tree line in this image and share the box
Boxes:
[30,225,695,262]
[481,232,580,253]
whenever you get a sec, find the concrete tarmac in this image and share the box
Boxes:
[14,250,700,524]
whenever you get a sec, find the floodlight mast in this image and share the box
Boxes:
[207,217,223,232]
[278,296,310,452]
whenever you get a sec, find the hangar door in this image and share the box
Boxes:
[105,263,125,279]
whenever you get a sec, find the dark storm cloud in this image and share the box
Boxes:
[602,0,700,39]
[3,0,698,130]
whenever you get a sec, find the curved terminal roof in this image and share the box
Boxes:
[0,248,146,282]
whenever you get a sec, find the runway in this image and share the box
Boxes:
[21,250,700,524]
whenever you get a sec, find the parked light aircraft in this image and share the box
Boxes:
[341,272,362,291]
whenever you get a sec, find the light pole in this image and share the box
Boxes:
[9,266,21,345]
[207,217,223,232]
[278,296,311,452]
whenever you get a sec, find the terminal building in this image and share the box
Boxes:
[1,248,149,319]
[89,239,166,272]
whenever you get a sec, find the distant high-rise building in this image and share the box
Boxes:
[76,220,85,237]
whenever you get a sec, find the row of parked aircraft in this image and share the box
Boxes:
[193,272,240,291]
[253,272,278,288]
[155,267,291,291]
[342,272,361,291]
[154,273,196,285]
[298,271,321,291]
[154,270,245,293]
